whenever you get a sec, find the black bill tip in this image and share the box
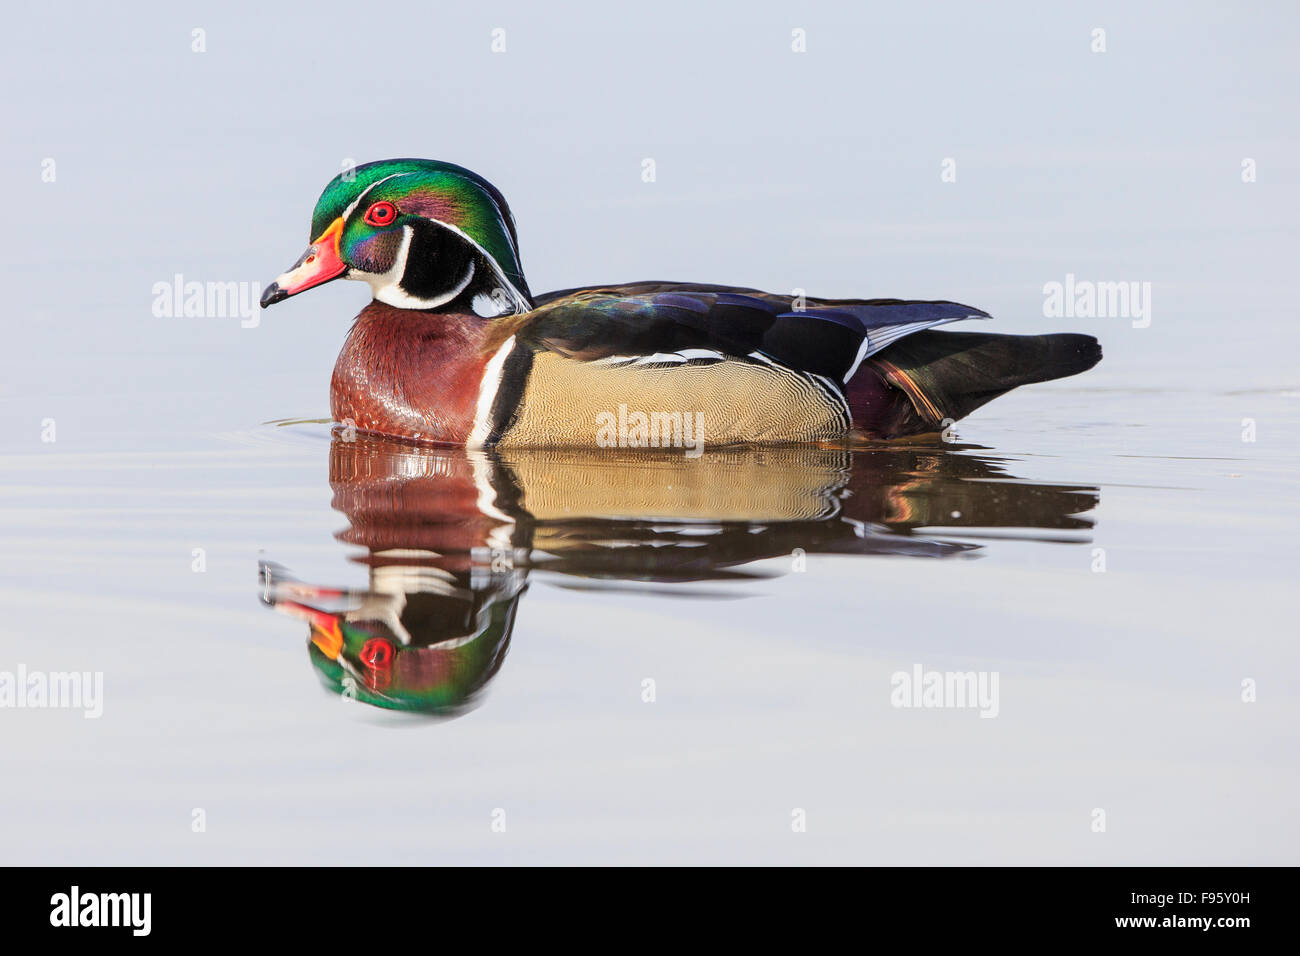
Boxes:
[260,282,288,309]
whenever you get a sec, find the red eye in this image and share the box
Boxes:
[361,638,395,669]
[363,201,397,226]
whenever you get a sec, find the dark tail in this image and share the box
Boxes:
[852,331,1102,437]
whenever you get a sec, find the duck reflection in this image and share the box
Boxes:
[260,436,1098,716]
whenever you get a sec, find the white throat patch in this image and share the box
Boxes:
[345,222,531,314]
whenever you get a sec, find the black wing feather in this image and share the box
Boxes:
[522,282,990,380]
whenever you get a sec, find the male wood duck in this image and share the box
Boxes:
[260,159,1101,447]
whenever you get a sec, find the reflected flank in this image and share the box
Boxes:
[260,436,1099,716]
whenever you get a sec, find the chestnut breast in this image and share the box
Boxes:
[330,302,493,443]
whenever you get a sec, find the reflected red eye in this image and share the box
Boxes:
[363,201,397,227]
[361,638,395,669]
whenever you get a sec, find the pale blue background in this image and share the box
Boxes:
[0,1,1296,864]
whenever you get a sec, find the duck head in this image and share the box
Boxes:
[261,558,525,716]
[260,158,532,316]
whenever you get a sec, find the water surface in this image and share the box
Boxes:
[3,386,1296,864]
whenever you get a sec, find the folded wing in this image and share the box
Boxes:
[522,282,991,383]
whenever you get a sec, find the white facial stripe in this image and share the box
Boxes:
[341,172,413,222]
[339,177,530,313]
[469,336,516,448]
[431,221,531,313]
[352,225,412,303]
[352,226,476,310]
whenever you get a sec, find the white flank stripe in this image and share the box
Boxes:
[469,335,516,448]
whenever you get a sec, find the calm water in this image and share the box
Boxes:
[2,0,1298,864]
[2,380,1297,864]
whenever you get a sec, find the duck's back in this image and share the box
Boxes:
[485,282,1099,444]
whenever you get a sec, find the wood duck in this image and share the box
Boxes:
[260,159,1101,447]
